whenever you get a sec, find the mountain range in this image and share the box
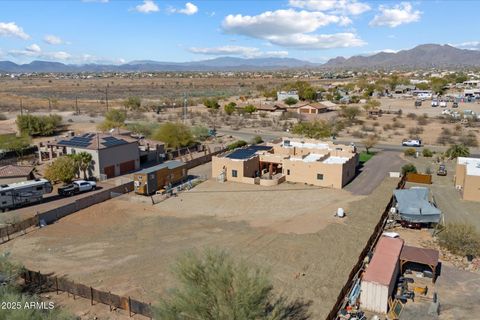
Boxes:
[1,44,479,73]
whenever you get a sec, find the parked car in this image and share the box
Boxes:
[440,101,447,108]
[437,164,447,176]
[58,180,96,197]
[452,102,459,108]
[431,100,439,107]
[402,139,422,147]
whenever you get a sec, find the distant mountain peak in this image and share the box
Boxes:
[322,44,480,69]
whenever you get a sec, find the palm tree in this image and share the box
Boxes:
[446,144,470,159]
[77,152,93,180]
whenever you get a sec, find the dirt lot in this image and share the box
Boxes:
[2,176,400,319]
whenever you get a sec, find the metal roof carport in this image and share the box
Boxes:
[400,245,439,283]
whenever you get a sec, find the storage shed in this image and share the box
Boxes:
[361,237,404,314]
[133,160,186,195]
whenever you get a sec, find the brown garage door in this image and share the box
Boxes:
[119,160,135,175]
[104,165,115,179]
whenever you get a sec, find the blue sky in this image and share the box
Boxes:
[0,0,479,64]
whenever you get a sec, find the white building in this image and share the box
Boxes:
[277,91,299,101]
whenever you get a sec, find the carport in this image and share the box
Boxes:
[400,245,439,283]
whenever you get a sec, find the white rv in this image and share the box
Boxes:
[0,179,53,211]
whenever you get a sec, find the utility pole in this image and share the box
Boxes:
[48,98,51,112]
[20,98,23,116]
[183,93,188,124]
[105,85,109,111]
[75,96,79,115]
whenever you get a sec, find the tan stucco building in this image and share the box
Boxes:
[455,157,480,201]
[212,138,358,189]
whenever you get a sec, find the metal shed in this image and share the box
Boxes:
[361,237,404,314]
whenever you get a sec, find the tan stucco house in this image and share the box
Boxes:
[212,138,358,189]
[455,157,480,201]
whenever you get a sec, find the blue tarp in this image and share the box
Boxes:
[394,188,441,223]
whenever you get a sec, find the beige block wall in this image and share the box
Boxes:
[342,154,359,186]
[455,164,466,187]
[462,175,480,201]
[282,160,344,188]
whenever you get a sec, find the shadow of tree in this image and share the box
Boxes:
[268,297,313,320]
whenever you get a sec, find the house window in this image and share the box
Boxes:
[232,170,238,178]
[287,169,290,175]
[317,173,324,180]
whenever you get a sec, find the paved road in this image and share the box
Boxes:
[345,151,407,195]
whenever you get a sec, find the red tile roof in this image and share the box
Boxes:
[0,165,34,178]
[363,237,404,286]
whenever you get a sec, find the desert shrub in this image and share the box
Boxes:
[422,148,433,157]
[445,144,470,159]
[438,223,480,256]
[152,122,194,149]
[351,130,365,138]
[0,113,7,120]
[227,140,248,150]
[361,125,375,132]
[406,113,417,119]
[16,114,62,136]
[292,120,332,139]
[458,132,478,147]
[393,121,406,129]
[154,250,298,320]
[417,116,429,126]
[383,123,393,131]
[437,128,455,145]
[401,163,417,175]
[404,148,417,157]
[251,135,263,144]
[373,121,380,127]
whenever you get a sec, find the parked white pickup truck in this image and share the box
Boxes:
[402,139,422,147]
[58,180,96,196]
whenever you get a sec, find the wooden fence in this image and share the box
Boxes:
[325,176,406,320]
[406,172,432,184]
[0,181,133,244]
[23,269,152,318]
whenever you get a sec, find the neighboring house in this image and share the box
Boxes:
[455,157,480,201]
[212,138,358,189]
[0,165,35,184]
[296,102,330,115]
[394,85,416,94]
[463,80,480,88]
[277,91,299,101]
[38,133,141,179]
[255,103,288,114]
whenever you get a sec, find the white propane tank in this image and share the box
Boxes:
[337,208,345,218]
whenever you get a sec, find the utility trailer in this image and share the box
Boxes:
[0,179,53,211]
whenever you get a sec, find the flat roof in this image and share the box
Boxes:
[136,160,185,174]
[323,156,349,164]
[400,245,439,267]
[284,140,330,150]
[458,157,480,176]
[363,237,404,286]
[226,145,272,160]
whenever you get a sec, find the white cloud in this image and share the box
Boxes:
[44,35,63,45]
[370,2,421,28]
[222,9,365,50]
[188,45,288,58]
[170,2,198,15]
[289,0,370,15]
[453,41,480,50]
[82,0,109,2]
[223,9,350,38]
[0,22,30,40]
[8,44,71,60]
[267,33,366,49]
[134,0,159,14]
[26,44,42,53]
